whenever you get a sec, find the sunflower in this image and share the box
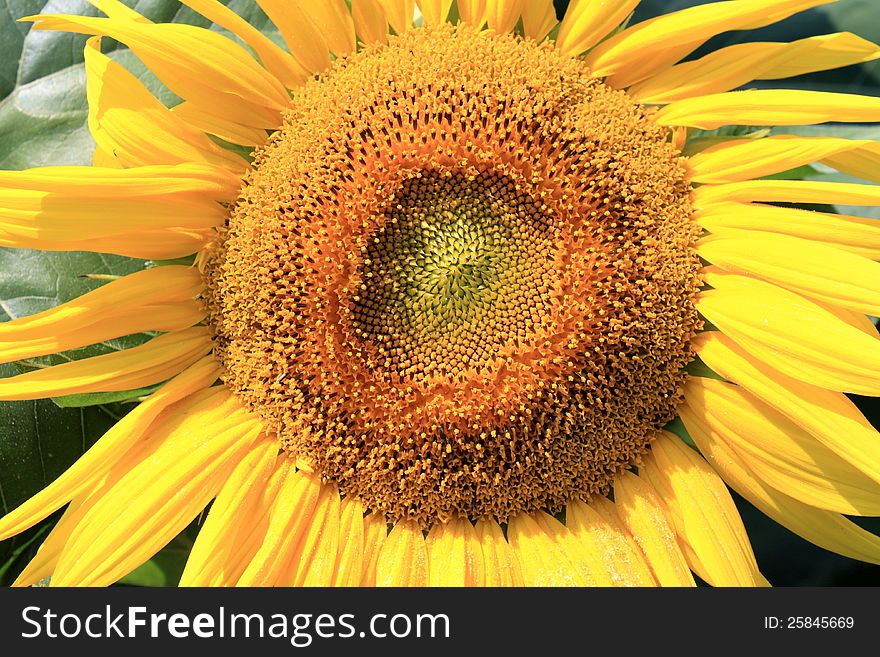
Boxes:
[1,0,879,588]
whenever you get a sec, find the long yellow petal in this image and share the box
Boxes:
[697,273,880,395]
[643,432,764,586]
[215,458,295,586]
[585,0,831,88]
[0,327,212,401]
[0,305,204,363]
[507,511,588,586]
[556,0,639,57]
[612,471,696,586]
[27,14,287,128]
[656,89,880,130]
[331,496,365,586]
[521,0,557,42]
[426,517,485,586]
[177,0,308,88]
[699,232,880,316]
[0,228,211,261]
[236,469,322,586]
[457,0,487,28]
[694,179,880,208]
[256,0,331,73]
[179,438,278,586]
[292,482,341,586]
[630,33,880,104]
[352,0,389,44]
[684,409,880,565]
[695,331,880,487]
[360,512,389,586]
[0,164,237,240]
[416,0,452,26]
[485,0,527,34]
[696,202,880,261]
[688,135,880,184]
[566,499,656,586]
[51,394,260,585]
[83,38,246,171]
[682,377,880,515]
[475,518,523,586]
[0,266,201,340]
[375,520,428,586]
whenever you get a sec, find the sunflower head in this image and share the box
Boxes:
[204,23,702,526]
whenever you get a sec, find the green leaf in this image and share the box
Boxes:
[51,384,162,408]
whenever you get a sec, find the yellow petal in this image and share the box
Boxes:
[0,227,211,261]
[177,0,308,89]
[0,164,237,240]
[375,519,428,586]
[687,135,880,185]
[457,0,487,28]
[14,494,89,586]
[507,511,588,586]
[697,273,880,395]
[695,179,880,209]
[585,0,830,88]
[0,266,201,341]
[360,512,389,586]
[682,376,880,515]
[697,202,880,261]
[611,471,696,586]
[236,469,322,586]
[170,101,270,147]
[253,0,331,74]
[416,0,452,26]
[684,409,880,565]
[642,432,764,586]
[352,0,389,44]
[475,518,523,586]
[0,304,205,363]
[699,232,880,316]
[51,393,260,585]
[375,0,414,34]
[630,33,880,104]
[0,327,212,401]
[566,499,656,586]
[214,458,295,586]
[556,0,639,57]
[521,0,557,42]
[297,0,357,57]
[332,496,365,586]
[485,0,527,34]
[0,356,219,541]
[695,330,880,487]
[83,38,247,171]
[179,437,279,586]
[656,89,880,130]
[292,482,342,586]
[27,14,288,128]
[426,517,485,586]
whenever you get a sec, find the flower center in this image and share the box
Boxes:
[204,24,702,526]
[352,171,557,381]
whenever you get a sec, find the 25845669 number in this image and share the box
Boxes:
[786,617,854,629]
